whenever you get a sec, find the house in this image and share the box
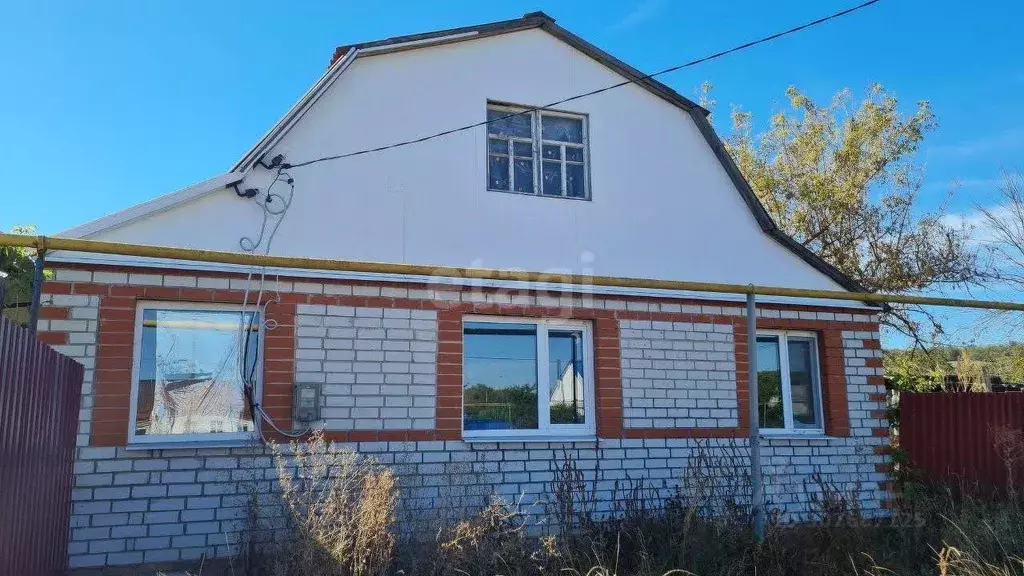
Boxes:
[38,12,890,570]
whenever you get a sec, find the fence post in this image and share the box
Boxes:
[0,270,8,309]
[747,292,764,541]
[27,251,45,332]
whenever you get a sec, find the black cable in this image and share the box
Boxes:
[283,0,881,170]
[240,310,261,430]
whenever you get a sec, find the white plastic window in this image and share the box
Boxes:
[128,302,260,446]
[755,331,824,434]
[462,317,595,440]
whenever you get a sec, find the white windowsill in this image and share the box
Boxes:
[125,438,260,451]
[462,434,598,444]
[758,431,837,441]
[487,187,592,202]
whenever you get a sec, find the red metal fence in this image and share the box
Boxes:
[900,392,1024,488]
[0,316,83,576]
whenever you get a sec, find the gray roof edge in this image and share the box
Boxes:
[334,13,551,56]
[335,13,710,116]
[535,20,709,115]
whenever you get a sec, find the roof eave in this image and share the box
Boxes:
[535,19,705,114]
[56,172,245,239]
[231,47,361,173]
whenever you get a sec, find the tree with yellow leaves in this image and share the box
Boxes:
[708,83,982,344]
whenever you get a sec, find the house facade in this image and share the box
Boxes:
[39,12,890,570]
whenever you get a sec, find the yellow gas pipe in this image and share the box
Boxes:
[2,232,1023,311]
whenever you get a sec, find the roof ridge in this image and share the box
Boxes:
[327,12,554,69]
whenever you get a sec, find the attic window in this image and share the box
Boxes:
[487,104,589,200]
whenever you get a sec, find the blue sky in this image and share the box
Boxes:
[2,0,1022,344]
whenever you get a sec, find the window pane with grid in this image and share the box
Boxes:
[488,138,535,193]
[487,111,535,193]
[540,115,585,197]
[486,106,587,199]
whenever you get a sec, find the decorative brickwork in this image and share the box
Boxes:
[38,265,890,569]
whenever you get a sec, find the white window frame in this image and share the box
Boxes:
[127,301,262,448]
[756,330,825,436]
[486,103,591,200]
[462,316,596,442]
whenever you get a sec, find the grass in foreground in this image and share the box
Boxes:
[221,431,1024,576]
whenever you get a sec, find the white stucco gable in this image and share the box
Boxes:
[56,12,862,297]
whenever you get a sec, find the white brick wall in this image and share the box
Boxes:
[68,446,274,567]
[37,292,100,448]
[40,270,889,569]
[841,329,888,437]
[620,319,738,428]
[65,432,889,568]
[295,304,438,430]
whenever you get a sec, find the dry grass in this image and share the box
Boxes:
[937,546,1024,576]
[223,434,1024,576]
[237,430,396,576]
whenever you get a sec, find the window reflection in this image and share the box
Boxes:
[463,322,539,431]
[756,336,784,429]
[549,330,585,424]
[787,338,820,428]
[135,309,258,437]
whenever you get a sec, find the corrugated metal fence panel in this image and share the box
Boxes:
[901,392,1024,487]
[0,316,83,576]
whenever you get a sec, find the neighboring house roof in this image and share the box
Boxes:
[58,11,866,294]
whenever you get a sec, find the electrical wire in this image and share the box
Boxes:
[281,0,881,170]
[235,166,313,441]
[227,0,883,442]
